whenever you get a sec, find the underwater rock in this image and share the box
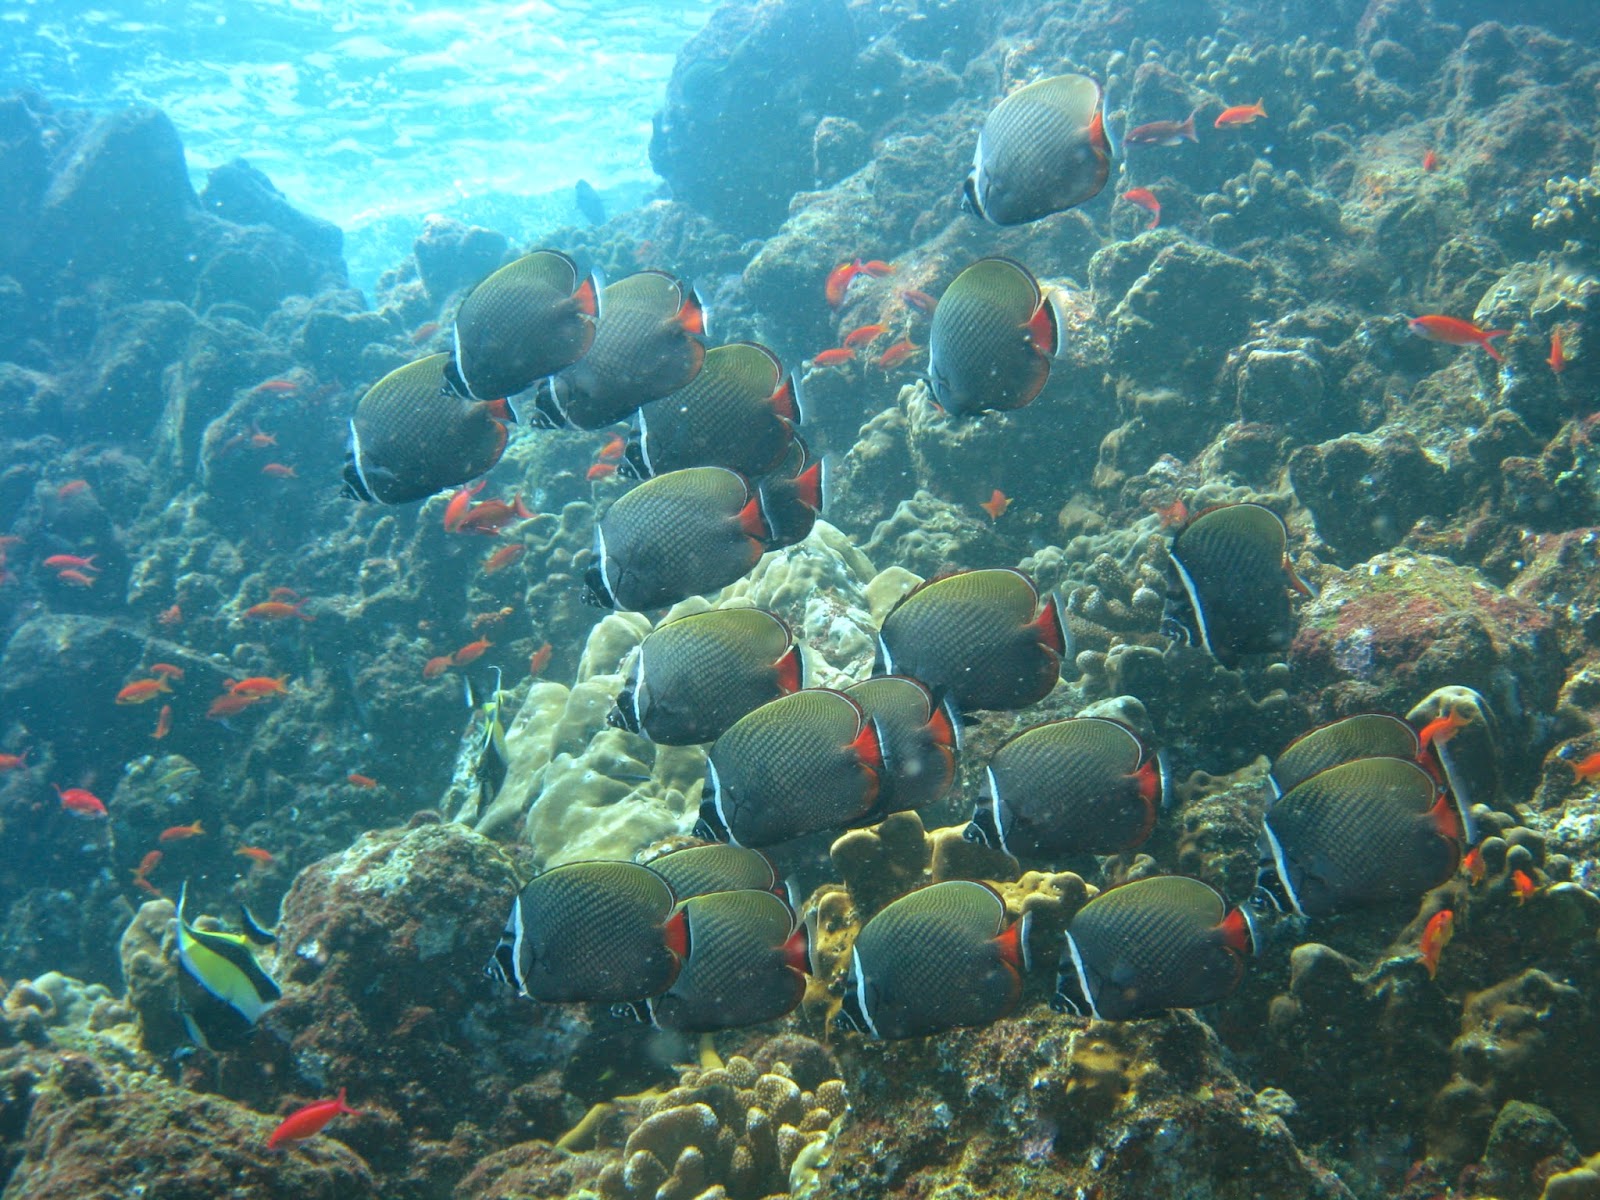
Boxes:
[198,159,345,276]
[73,300,196,439]
[1289,428,1453,562]
[411,216,510,306]
[1480,1100,1581,1200]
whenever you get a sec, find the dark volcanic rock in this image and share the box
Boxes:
[199,159,344,269]
[411,217,509,305]
[1290,428,1453,562]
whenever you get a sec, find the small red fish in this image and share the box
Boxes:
[346,773,378,789]
[1419,909,1453,979]
[148,663,185,679]
[1462,845,1486,886]
[227,675,290,698]
[860,260,895,277]
[158,604,183,626]
[453,638,493,666]
[842,323,890,348]
[453,494,534,535]
[1214,99,1268,128]
[528,641,553,678]
[585,462,619,481]
[811,347,856,368]
[1124,110,1200,147]
[1549,328,1567,375]
[411,321,441,344]
[979,489,1010,520]
[253,378,300,394]
[244,599,314,622]
[56,568,97,588]
[43,554,98,571]
[153,704,172,740]
[56,480,91,499]
[596,433,627,462]
[1418,710,1468,750]
[1407,315,1510,362]
[261,463,297,479]
[442,481,487,532]
[159,820,205,842]
[207,692,264,720]
[56,785,107,819]
[422,654,454,680]
[1422,149,1439,172]
[135,849,164,876]
[483,543,527,574]
[116,678,172,705]
[249,430,278,449]
[132,875,165,898]
[825,261,862,309]
[1568,750,1600,781]
[268,587,301,603]
[1122,187,1161,230]
[900,289,937,315]
[1155,498,1190,528]
[876,339,921,370]
[1511,869,1536,903]
[236,845,275,865]
[267,1088,361,1150]
[0,750,29,772]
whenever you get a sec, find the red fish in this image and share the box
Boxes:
[116,678,172,705]
[159,820,205,842]
[411,321,441,344]
[56,569,97,588]
[346,773,378,788]
[528,641,553,677]
[236,845,276,866]
[0,750,29,772]
[900,289,937,315]
[484,544,526,575]
[453,494,534,535]
[1462,845,1486,886]
[1407,315,1509,361]
[442,481,487,532]
[158,604,183,626]
[43,554,98,571]
[1511,869,1536,903]
[135,850,164,876]
[56,480,91,499]
[207,692,264,720]
[253,379,300,393]
[453,638,492,666]
[1419,909,1453,979]
[596,433,627,462]
[244,599,314,622]
[422,654,454,680]
[227,675,290,698]
[261,463,297,479]
[268,587,301,603]
[153,704,172,740]
[267,1088,361,1150]
[1214,99,1267,128]
[1124,110,1199,147]
[132,875,165,898]
[811,347,856,368]
[1418,710,1468,750]
[825,261,862,309]
[585,462,618,481]
[843,323,890,348]
[876,339,921,370]
[1549,328,1567,374]
[1155,498,1189,528]
[860,260,895,277]
[249,429,278,449]
[1422,149,1439,172]
[149,663,185,679]
[56,785,107,819]
[979,489,1010,520]
[1122,187,1161,230]
[1568,750,1600,781]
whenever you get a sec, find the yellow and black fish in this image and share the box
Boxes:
[840,880,1025,1040]
[624,342,802,479]
[696,688,885,848]
[175,882,281,1049]
[1254,757,1462,918]
[963,73,1113,226]
[966,716,1159,860]
[1053,875,1253,1021]
[532,270,706,430]
[343,353,517,505]
[927,258,1059,415]
[1270,714,1421,798]
[875,567,1066,712]
[452,249,599,402]
[844,675,960,817]
[609,607,805,745]
[485,860,686,1004]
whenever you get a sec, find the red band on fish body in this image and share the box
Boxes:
[773,645,804,694]
[851,719,885,774]
[664,908,690,961]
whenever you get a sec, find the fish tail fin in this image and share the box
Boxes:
[771,374,803,424]
[677,287,707,337]
[737,495,769,541]
[1482,331,1510,361]
[774,643,805,693]
[792,460,825,513]
[1429,791,1465,844]
[1032,590,1068,655]
[1182,109,1199,141]
[851,718,885,774]
[1255,98,1267,117]
[514,493,535,519]
[1026,294,1061,359]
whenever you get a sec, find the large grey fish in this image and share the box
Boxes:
[643,843,787,902]
[840,880,1025,1040]
[484,860,686,1003]
[585,467,769,611]
[1053,875,1253,1021]
[533,270,706,430]
[1254,757,1462,918]
[875,567,1067,712]
[963,73,1113,226]
[1270,714,1421,798]
[646,889,809,1033]
[927,257,1059,415]
[625,341,803,479]
[343,353,515,505]
[844,675,960,817]
[1163,502,1311,668]
[966,716,1160,860]
[609,607,805,745]
[452,249,599,401]
[696,688,885,848]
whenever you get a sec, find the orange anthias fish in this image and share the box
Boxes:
[411,321,441,344]
[528,641,553,678]
[253,378,300,394]
[153,704,172,740]
[249,429,278,449]
[595,433,627,463]
[453,638,493,666]
[261,463,297,479]
[1418,909,1454,979]
[979,489,1010,520]
[56,479,91,499]
[826,261,863,309]
[56,568,97,588]
[1422,149,1439,172]
[811,347,856,368]
[1155,498,1190,528]
[1462,845,1486,885]
[900,289,937,315]
[422,654,454,680]
[843,323,890,348]
[442,481,487,532]
[1568,750,1600,781]
[244,599,314,622]
[136,849,164,876]
[116,677,172,705]
[159,820,205,842]
[1407,315,1510,362]
[148,663,185,679]
[1418,710,1468,750]
[585,462,618,481]
[1214,98,1268,128]
[207,692,264,720]
[1549,328,1568,375]
[43,554,98,571]
[55,785,107,819]
[268,586,301,603]
[453,494,534,535]
[158,604,183,626]
[346,773,378,788]
[483,544,527,575]
[267,1088,361,1150]
[236,845,276,866]
[1511,869,1537,903]
[0,750,29,771]
[1122,187,1161,230]
[227,675,291,698]
[876,339,921,370]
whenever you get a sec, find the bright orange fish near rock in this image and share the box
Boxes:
[810,347,856,368]
[1549,328,1568,374]
[261,463,298,479]
[1461,845,1486,885]
[346,773,378,789]
[1122,187,1160,230]
[158,604,183,626]
[227,675,290,698]
[483,544,527,575]
[1214,99,1267,128]
[422,654,454,680]
[1418,909,1453,979]
[1407,315,1509,362]
[528,641,553,678]
[244,599,314,622]
[453,638,493,666]
[1155,498,1189,528]
[153,705,173,740]
[0,750,29,772]
[1568,750,1600,781]
[267,1088,361,1150]
[159,820,205,842]
[55,785,107,819]
[452,494,534,535]
[442,481,487,532]
[979,489,1011,520]
[585,462,618,481]
[825,259,894,309]
[116,677,172,705]
[207,692,264,720]
[1418,710,1468,750]
[55,568,97,588]
[43,554,97,572]
[1511,869,1537,903]
[876,339,921,370]
[149,663,185,679]
[843,323,890,348]
[236,845,276,866]
[56,480,91,499]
